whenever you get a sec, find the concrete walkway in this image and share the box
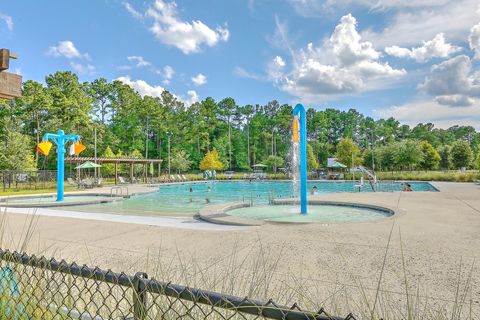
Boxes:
[1,181,479,318]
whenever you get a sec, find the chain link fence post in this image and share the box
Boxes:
[133,271,148,320]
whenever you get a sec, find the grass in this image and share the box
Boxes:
[344,170,480,182]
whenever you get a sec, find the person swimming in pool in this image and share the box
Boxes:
[311,185,318,195]
[207,186,211,192]
[403,181,413,192]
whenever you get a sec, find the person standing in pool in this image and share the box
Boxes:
[311,185,318,195]
[189,187,193,202]
[205,186,211,203]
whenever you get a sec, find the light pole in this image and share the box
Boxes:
[167,132,171,175]
[94,124,97,179]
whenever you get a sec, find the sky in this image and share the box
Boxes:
[1,0,480,128]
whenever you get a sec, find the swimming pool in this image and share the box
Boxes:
[59,180,437,216]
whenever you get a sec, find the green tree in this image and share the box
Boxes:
[420,141,441,170]
[100,146,116,176]
[335,138,362,168]
[129,149,144,175]
[199,148,224,171]
[475,151,480,169]
[0,130,37,171]
[393,140,423,170]
[171,150,193,173]
[438,146,451,170]
[89,77,113,124]
[265,155,284,173]
[307,143,319,170]
[16,80,53,164]
[449,140,473,169]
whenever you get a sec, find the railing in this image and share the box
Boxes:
[110,186,129,197]
[0,249,356,320]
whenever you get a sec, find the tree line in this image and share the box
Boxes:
[1,71,479,173]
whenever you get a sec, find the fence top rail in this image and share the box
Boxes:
[66,157,163,164]
[0,249,354,320]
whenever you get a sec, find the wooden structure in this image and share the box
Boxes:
[0,49,22,99]
[66,157,163,185]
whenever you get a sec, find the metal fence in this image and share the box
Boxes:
[0,249,356,320]
[1,170,59,191]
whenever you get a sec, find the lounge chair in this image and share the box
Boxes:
[67,177,80,188]
[177,174,183,182]
[118,176,128,184]
[95,178,103,187]
[84,179,94,189]
[170,175,176,182]
[182,174,188,181]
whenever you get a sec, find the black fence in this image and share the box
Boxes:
[0,249,356,320]
[1,170,59,192]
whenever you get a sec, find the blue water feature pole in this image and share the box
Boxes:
[42,130,80,202]
[293,104,307,214]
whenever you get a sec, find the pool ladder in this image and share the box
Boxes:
[110,186,129,198]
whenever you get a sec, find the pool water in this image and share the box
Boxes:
[60,181,436,217]
[227,204,393,223]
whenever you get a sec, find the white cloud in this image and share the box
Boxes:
[271,14,405,101]
[123,2,143,19]
[127,55,151,67]
[273,56,286,67]
[233,66,265,81]
[0,13,13,31]
[116,75,167,98]
[435,95,475,107]
[117,65,133,71]
[135,0,229,54]
[47,40,89,59]
[376,99,480,129]
[185,90,199,106]
[72,64,95,75]
[288,0,452,17]
[469,22,480,59]
[419,55,480,106]
[362,0,480,48]
[191,73,207,86]
[70,62,96,75]
[161,65,175,84]
[116,75,199,107]
[385,33,461,63]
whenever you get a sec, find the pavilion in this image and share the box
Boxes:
[65,156,163,184]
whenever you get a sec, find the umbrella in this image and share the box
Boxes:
[75,161,102,169]
[329,161,347,169]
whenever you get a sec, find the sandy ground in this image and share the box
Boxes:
[1,181,479,319]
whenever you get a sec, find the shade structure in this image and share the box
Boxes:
[75,161,102,169]
[253,164,267,168]
[328,161,347,169]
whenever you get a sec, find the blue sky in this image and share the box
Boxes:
[1,0,480,128]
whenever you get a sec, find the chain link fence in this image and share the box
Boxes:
[0,170,60,192]
[0,249,356,320]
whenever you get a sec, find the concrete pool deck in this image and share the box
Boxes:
[1,181,479,317]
